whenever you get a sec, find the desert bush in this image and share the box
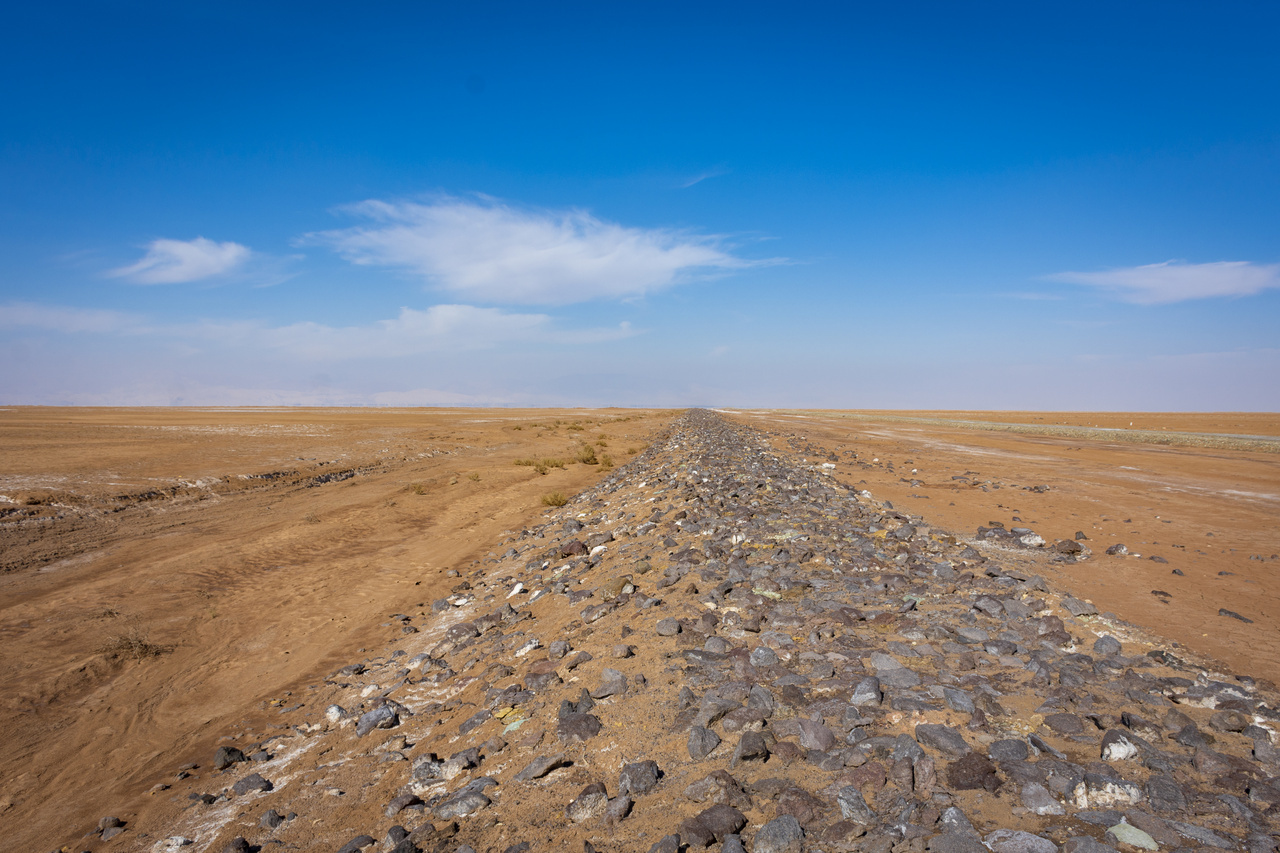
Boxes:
[575,445,598,465]
[407,482,429,494]
[541,491,568,507]
[534,463,548,475]
[468,472,480,482]
[542,457,566,469]
[514,458,537,466]
[596,439,608,447]
[567,423,584,431]
[304,512,321,524]
[600,454,614,469]
[99,625,172,660]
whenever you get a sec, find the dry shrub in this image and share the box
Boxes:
[600,455,614,469]
[542,458,566,469]
[407,482,429,494]
[575,445,598,465]
[541,491,568,507]
[513,458,538,466]
[99,625,172,661]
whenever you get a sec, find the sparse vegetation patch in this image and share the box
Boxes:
[99,625,172,661]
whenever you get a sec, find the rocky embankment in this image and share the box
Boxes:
[97,410,1280,853]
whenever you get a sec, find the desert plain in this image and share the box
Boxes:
[1,406,1278,853]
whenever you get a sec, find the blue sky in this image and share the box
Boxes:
[2,2,1278,409]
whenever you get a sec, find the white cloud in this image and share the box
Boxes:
[0,299,636,363]
[1047,260,1280,304]
[253,304,561,360]
[0,302,140,333]
[109,237,251,284]
[680,166,730,188]
[309,196,775,305]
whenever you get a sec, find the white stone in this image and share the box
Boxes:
[152,839,193,852]
[1073,777,1142,808]
[1102,735,1139,761]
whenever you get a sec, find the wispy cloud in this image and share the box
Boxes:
[109,237,251,284]
[1047,260,1280,304]
[252,304,634,360]
[0,302,141,333]
[308,196,777,305]
[0,301,635,361]
[1000,291,1065,301]
[680,166,730,189]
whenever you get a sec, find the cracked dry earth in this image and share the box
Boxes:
[118,411,1280,853]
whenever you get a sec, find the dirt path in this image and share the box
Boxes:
[0,407,678,851]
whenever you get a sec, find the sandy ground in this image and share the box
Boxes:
[729,410,1280,687]
[0,407,678,851]
[1,406,1277,851]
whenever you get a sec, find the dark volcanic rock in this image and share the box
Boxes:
[753,815,805,853]
[231,773,272,795]
[680,804,746,847]
[214,746,248,770]
[618,760,661,797]
[916,723,970,758]
[558,713,602,744]
[946,752,1001,792]
[689,726,721,760]
[730,731,769,766]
